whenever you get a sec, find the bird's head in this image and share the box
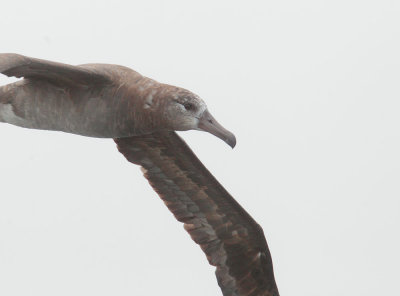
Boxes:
[160,87,236,148]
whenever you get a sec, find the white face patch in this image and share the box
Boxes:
[191,94,207,118]
[181,99,207,129]
[196,103,207,117]
[166,91,209,131]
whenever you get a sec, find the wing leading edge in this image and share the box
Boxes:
[0,53,111,86]
[115,132,279,296]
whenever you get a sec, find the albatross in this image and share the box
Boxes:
[0,54,279,296]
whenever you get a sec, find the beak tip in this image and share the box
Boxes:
[197,109,237,149]
[227,135,237,149]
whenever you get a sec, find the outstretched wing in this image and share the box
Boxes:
[115,132,279,296]
[0,53,111,87]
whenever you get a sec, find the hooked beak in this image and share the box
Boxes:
[197,109,236,148]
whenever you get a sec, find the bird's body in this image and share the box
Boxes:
[1,67,129,137]
[0,58,201,138]
[0,53,279,296]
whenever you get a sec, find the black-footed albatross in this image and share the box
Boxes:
[0,54,279,296]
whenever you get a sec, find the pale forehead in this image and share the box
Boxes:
[173,90,206,105]
[192,93,206,105]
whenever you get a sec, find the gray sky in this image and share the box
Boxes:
[1,1,399,295]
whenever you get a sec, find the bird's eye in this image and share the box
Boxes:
[183,102,195,111]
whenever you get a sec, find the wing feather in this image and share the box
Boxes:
[115,132,279,296]
[0,53,111,86]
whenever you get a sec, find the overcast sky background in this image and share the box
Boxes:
[1,1,399,295]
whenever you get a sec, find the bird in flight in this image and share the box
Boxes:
[0,54,280,296]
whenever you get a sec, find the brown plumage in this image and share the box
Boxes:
[115,132,280,296]
[0,54,279,296]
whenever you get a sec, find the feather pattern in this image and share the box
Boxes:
[115,132,280,296]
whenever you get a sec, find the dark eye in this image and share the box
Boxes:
[183,102,195,111]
